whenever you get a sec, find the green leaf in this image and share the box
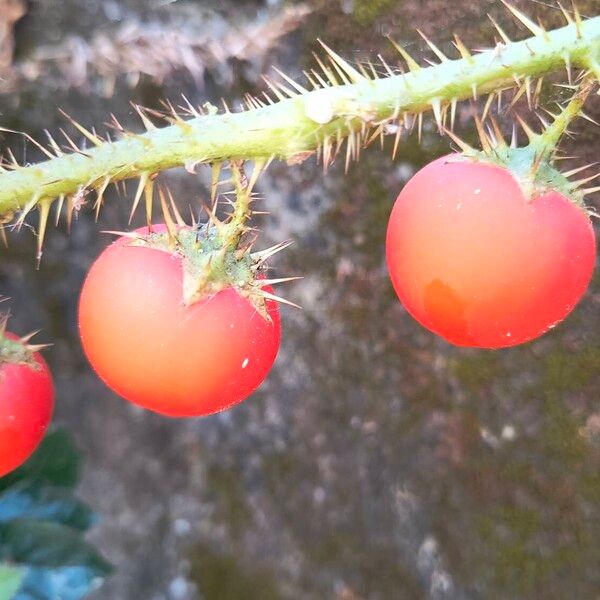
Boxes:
[0,431,80,492]
[0,565,24,600]
[0,520,111,574]
[0,565,23,600]
[0,484,96,531]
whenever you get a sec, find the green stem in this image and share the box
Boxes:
[227,161,253,243]
[535,76,596,157]
[1,15,600,219]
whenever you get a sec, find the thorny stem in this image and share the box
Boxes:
[0,13,599,220]
[227,161,253,242]
[535,76,597,157]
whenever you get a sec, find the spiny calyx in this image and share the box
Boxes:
[123,224,295,318]
[445,78,599,209]
[0,315,47,369]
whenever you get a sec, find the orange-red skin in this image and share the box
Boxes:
[386,155,596,348]
[0,334,54,477]
[78,231,281,417]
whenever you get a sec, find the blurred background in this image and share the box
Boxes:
[0,0,599,598]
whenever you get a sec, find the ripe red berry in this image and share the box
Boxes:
[0,333,54,477]
[78,226,281,417]
[386,155,596,348]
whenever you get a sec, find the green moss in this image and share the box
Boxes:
[352,0,399,25]
[476,505,589,596]
[205,464,252,540]
[541,345,600,394]
[451,352,502,393]
[188,546,281,600]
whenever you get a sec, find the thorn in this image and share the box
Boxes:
[36,200,51,267]
[252,240,294,264]
[582,186,600,196]
[378,53,395,77]
[312,53,340,87]
[58,109,103,147]
[303,69,321,90]
[524,77,533,109]
[65,196,74,232]
[441,127,475,154]
[474,116,492,153]
[131,104,156,131]
[0,127,55,160]
[387,37,420,72]
[416,29,449,63]
[220,98,231,113]
[211,162,222,203]
[450,99,457,131]
[533,77,544,107]
[488,15,511,44]
[15,194,40,231]
[501,0,545,37]
[310,68,330,89]
[515,115,538,142]
[557,2,574,24]
[365,60,378,80]
[482,93,495,122]
[318,40,367,84]
[571,0,582,38]
[509,83,528,110]
[59,127,84,153]
[571,172,600,188]
[431,100,443,132]
[129,172,150,224]
[158,187,178,242]
[180,95,201,118]
[54,195,65,227]
[260,290,301,310]
[262,75,287,101]
[392,120,402,160]
[45,130,63,157]
[536,112,551,130]
[258,276,303,286]
[531,151,545,175]
[357,62,373,81]
[18,329,42,345]
[247,159,266,196]
[452,35,474,63]
[272,67,309,94]
[580,111,600,126]
[100,230,142,239]
[166,188,186,227]
[94,177,111,221]
[489,116,507,147]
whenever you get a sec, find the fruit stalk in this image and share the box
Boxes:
[0,13,599,220]
[535,76,596,158]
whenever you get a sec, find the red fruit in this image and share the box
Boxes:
[0,333,54,477]
[386,155,596,348]
[78,226,281,417]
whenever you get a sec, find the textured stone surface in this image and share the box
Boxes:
[0,1,599,599]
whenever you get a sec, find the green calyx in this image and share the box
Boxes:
[0,321,39,369]
[127,224,274,318]
[466,144,586,208]
[449,77,597,211]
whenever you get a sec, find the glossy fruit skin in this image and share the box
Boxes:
[0,335,54,477]
[78,230,281,417]
[386,155,596,348]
